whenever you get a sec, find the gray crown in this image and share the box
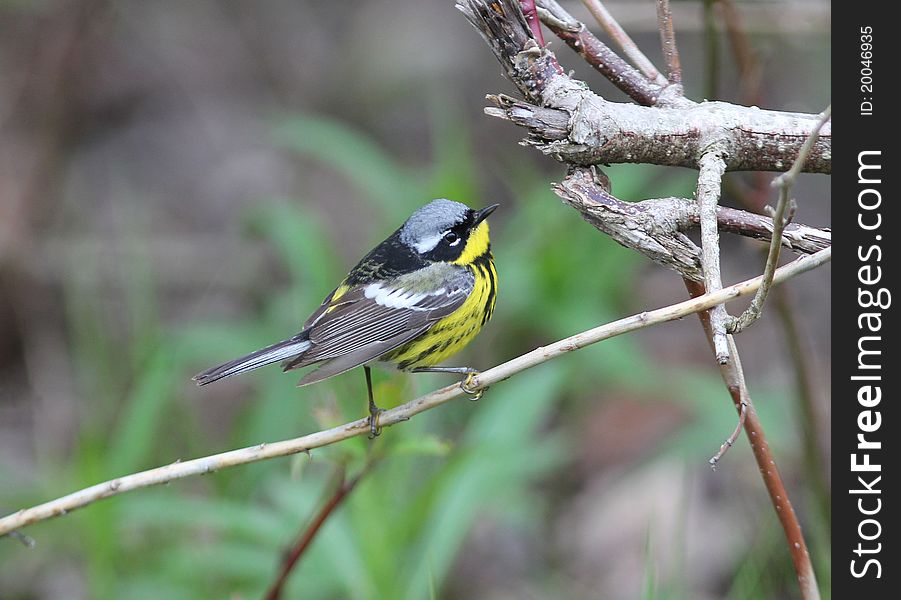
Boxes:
[400,199,469,250]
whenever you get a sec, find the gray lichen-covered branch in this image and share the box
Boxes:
[552,168,830,282]
[458,0,831,174]
[484,87,830,172]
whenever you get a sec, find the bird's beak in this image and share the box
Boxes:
[473,203,499,225]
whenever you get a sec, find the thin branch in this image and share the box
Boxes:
[536,0,666,106]
[519,0,546,46]
[729,106,831,334]
[655,0,682,86]
[685,280,821,599]
[773,287,831,528]
[702,0,719,100]
[0,247,831,538]
[578,0,667,85]
[718,0,763,105]
[708,399,747,468]
[262,465,370,600]
[696,151,730,363]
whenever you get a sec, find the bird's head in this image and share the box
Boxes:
[400,199,498,265]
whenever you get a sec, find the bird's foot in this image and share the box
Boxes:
[460,371,486,401]
[368,407,385,439]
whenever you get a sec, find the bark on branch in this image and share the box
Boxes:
[484,93,831,172]
[459,0,831,173]
[696,150,731,362]
[552,167,830,282]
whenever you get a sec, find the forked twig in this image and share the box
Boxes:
[578,0,667,85]
[729,105,831,334]
[537,0,666,106]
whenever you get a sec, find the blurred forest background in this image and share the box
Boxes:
[0,1,830,598]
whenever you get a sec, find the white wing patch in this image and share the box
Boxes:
[364,283,447,310]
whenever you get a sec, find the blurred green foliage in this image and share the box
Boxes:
[0,106,828,599]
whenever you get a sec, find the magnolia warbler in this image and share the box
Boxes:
[193,199,499,436]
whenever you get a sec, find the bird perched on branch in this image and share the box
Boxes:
[193,199,499,437]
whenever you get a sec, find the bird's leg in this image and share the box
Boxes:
[364,366,383,438]
[410,366,478,375]
[410,366,485,401]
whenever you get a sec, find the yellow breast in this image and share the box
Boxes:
[385,252,497,370]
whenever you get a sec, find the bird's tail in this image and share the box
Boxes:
[192,336,312,386]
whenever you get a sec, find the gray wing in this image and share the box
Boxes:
[284,264,474,386]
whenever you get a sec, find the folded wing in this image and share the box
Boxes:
[284,264,474,385]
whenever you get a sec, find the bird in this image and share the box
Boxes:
[193,199,499,437]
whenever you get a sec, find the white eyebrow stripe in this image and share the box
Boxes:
[411,233,443,253]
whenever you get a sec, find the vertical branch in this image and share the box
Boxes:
[702,0,719,100]
[655,0,682,85]
[696,151,730,363]
[262,465,371,600]
[715,0,769,213]
[578,0,667,85]
[519,0,546,46]
[685,280,821,600]
[773,288,831,528]
[718,0,763,105]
